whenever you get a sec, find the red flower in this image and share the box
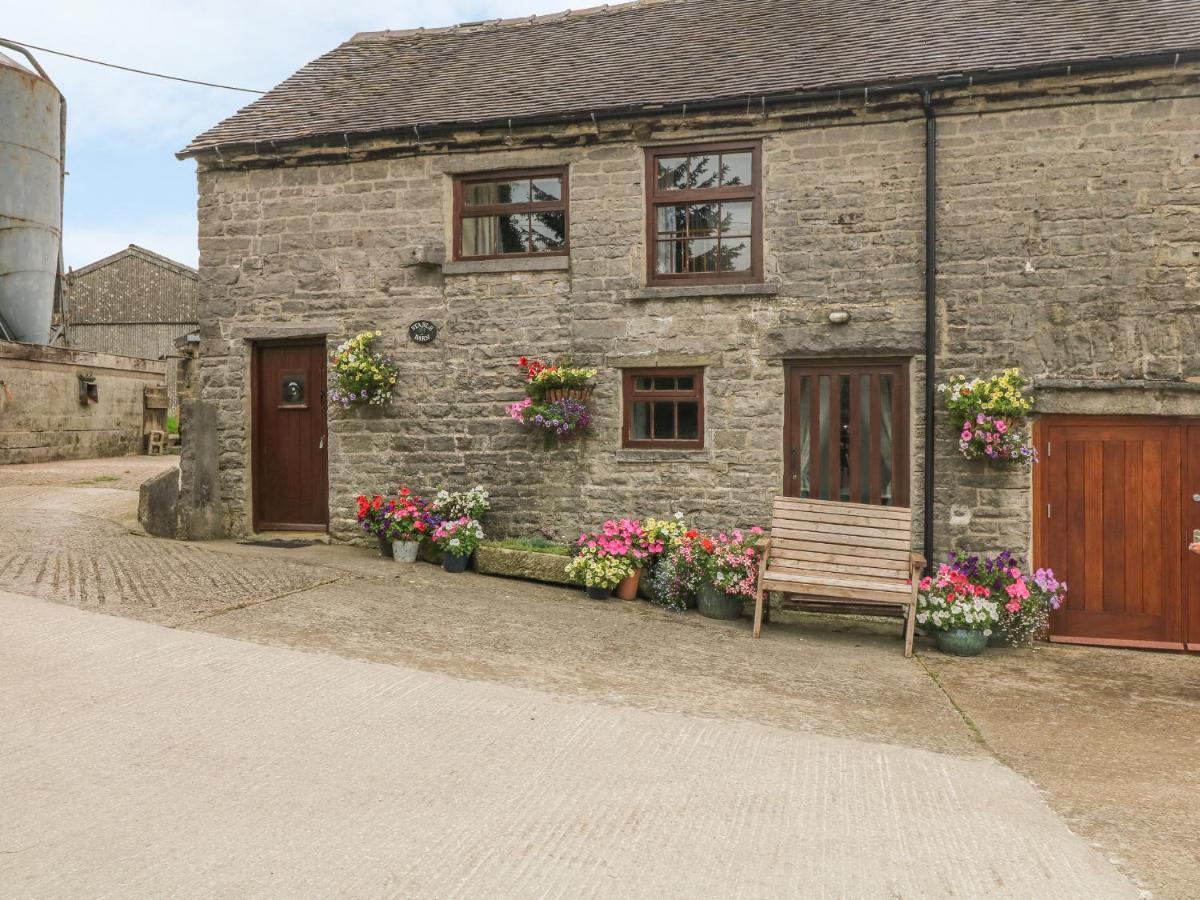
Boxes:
[518,357,528,367]
[700,538,715,553]
[685,529,699,540]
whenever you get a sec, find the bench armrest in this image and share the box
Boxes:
[910,553,926,575]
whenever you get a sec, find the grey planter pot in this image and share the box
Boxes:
[697,582,743,620]
[391,540,420,564]
[935,627,988,657]
[442,552,469,573]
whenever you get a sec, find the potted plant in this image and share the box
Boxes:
[433,516,483,573]
[356,494,392,557]
[569,519,661,601]
[507,356,597,448]
[916,564,1001,656]
[938,369,1037,464]
[565,546,635,600]
[639,514,689,602]
[947,551,1068,647]
[430,485,490,521]
[689,528,764,620]
[329,330,400,410]
[385,487,431,564]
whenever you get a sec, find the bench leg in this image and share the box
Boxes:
[903,603,916,658]
[753,584,765,639]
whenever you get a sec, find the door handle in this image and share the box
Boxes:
[319,434,325,450]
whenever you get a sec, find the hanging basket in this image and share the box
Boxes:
[542,386,594,404]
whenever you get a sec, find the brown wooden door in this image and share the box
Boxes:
[1187,423,1200,650]
[1038,417,1186,648]
[784,359,910,506]
[252,341,328,531]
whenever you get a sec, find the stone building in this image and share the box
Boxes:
[65,244,199,412]
[177,0,1200,650]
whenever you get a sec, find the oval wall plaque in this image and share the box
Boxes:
[408,320,437,344]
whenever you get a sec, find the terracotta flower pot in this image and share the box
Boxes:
[615,568,641,601]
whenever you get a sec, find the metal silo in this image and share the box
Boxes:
[0,41,65,344]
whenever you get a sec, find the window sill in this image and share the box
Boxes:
[614,448,712,464]
[620,283,779,301]
[442,256,570,275]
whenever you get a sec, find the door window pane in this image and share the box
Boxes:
[880,375,894,504]
[788,365,907,507]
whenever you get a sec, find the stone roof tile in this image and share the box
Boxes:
[181,0,1200,157]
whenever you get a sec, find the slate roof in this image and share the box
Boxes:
[181,0,1200,157]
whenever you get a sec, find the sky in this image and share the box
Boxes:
[5,1,572,269]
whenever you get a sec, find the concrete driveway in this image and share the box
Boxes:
[0,456,1191,897]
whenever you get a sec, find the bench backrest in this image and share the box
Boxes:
[768,496,914,585]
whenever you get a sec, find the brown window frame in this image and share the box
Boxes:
[622,367,705,450]
[644,141,763,286]
[452,167,570,261]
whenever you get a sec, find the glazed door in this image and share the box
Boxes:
[252,341,328,531]
[1188,423,1200,650]
[784,359,910,506]
[1039,417,1185,648]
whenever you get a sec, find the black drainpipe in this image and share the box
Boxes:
[921,88,937,572]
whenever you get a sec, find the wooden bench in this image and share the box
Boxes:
[754,496,924,657]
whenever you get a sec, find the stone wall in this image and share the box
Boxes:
[0,341,166,464]
[184,63,1200,557]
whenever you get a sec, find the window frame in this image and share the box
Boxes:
[621,367,706,450]
[644,141,763,286]
[452,167,570,262]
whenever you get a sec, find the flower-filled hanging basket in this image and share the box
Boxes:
[938,368,1037,464]
[329,330,399,410]
[507,356,597,447]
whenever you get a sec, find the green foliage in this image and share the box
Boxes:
[482,537,571,556]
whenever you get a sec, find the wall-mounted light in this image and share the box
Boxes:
[828,310,851,325]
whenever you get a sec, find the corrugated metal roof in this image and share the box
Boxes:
[181,0,1200,157]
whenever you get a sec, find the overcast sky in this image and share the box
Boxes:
[6,1,570,269]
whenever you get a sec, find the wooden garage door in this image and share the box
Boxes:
[1036,417,1192,649]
